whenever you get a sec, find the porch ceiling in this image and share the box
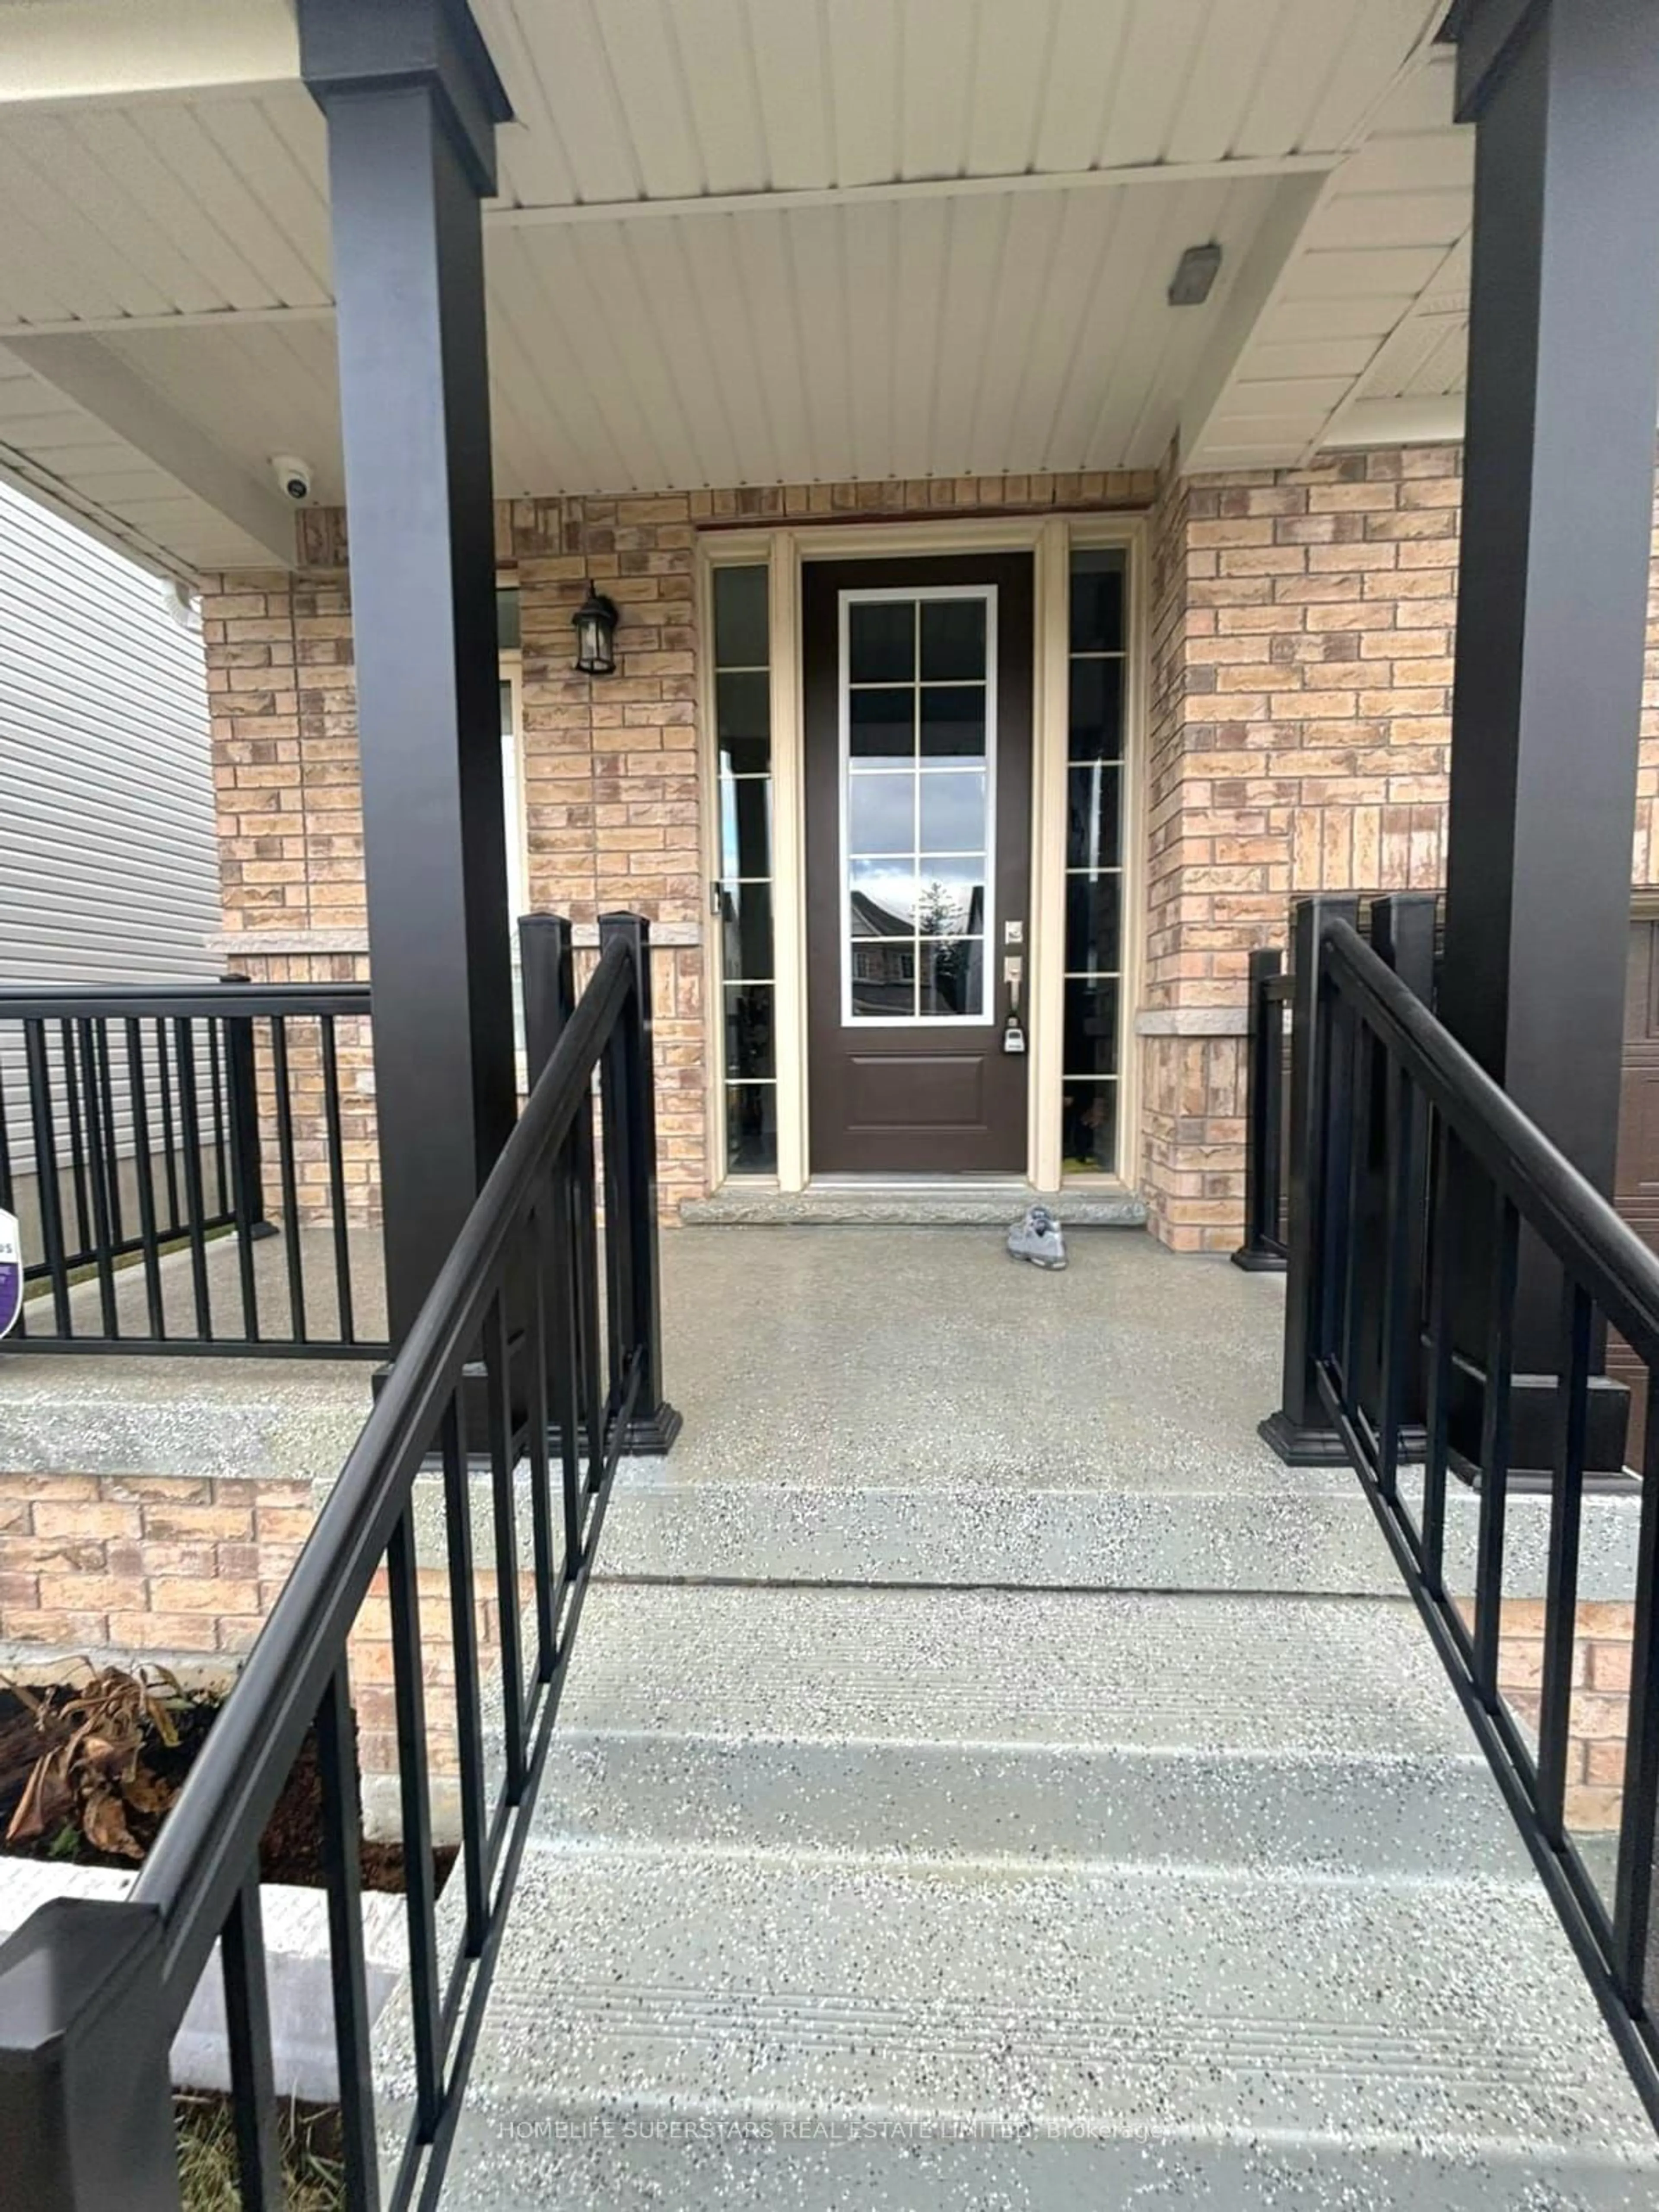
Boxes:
[0,0,1463,576]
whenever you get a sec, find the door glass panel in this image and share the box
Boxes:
[842,588,995,1023]
[1067,763,1121,871]
[713,564,777,1172]
[717,671,771,775]
[720,880,774,980]
[920,684,986,763]
[921,597,986,680]
[916,861,985,937]
[919,771,986,852]
[849,861,917,934]
[848,772,915,855]
[849,600,915,682]
[720,775,772,880]
[918,939,984,1018]
[1065,873,1122,976]
[1068,657,1124,760]
[724,982,776,1080]
[849,686,915,757]
[850,939,915,1017]
[1065,549,1127,1175]
[714,563,769,667]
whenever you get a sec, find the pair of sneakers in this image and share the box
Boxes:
[1007,1204,1066,1270]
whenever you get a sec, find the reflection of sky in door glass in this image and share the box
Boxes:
[848,773,915,855]
[919,771,987,852]
[848,859,984,937]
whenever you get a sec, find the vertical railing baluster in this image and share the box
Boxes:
[207,1011,230,1218]
[1338,1003,1370,1417]
[124,1018,168,1342]
[485,1292,527,1802]
[59,1019,91,1267]
[24,1019,72,1337]
[155,1015,181,1233]
[76,1020,119,1339]
[1472,1191,1520,1706]
[1537,1282,1593,1840]
[93,1020,124,1250]
[221,1873,283,2212]
[442,1396,489,1957]
[1375,1052,1414,1506]
[316,1659,380,2209]
[524,1200,559,1678]
[1614,1378,1659,2012]
[270,1017,308,1343]
[226,1024,262,1345]
[321,1014,356,1343]
[173,1019,213,1339]
[386,1500,443,2139]
[1421,1116,1456,1599]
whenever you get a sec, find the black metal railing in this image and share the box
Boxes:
[0,912,678,2212]
[1273,895,1659,2123]
[0,976,385,1357]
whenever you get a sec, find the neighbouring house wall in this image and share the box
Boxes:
[0,479,221,1179]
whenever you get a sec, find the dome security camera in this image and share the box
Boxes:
[271,455,314,503]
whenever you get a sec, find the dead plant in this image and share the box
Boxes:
[3,1659,191,1859]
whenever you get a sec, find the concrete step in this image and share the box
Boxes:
[680,1185,1148,1227]
[598,1475,1399,1592]
[424,1849,1658,2210]
[537,1583,1524,1878]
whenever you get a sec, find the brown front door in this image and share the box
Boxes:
[804,553,1033,1175]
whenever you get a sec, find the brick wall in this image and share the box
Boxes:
[202,472,1155,1217]
[0,1470,518,1834]
[1140,444,1462,1248]
[1498,1599,1635,1835]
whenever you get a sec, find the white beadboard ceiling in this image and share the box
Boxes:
[0,0,1460,574]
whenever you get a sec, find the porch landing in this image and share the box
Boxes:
[411,1228,1659,2210]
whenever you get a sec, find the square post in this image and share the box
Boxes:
[1260,896,1357,1465]
[299,0,515,1347]
[0,1900,179,2212]
[1232,947,1287,1273]
[598,914,681,1455]
[1439,0,1659,1472]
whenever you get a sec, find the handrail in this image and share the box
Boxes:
[134,936,632,2000]
[1324,918,1659,1363]
[1266,895,1659,2134]
[0,912,679,2212]
[0,982,368,1018]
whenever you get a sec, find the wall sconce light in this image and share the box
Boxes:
[572,580,619,676]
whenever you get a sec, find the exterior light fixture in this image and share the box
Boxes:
[1168,242,1223,307]
[572,580,619,676]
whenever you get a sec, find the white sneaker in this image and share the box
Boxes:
[1007,1204,1066,1270]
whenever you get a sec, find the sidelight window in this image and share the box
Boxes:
[1063,549,1125,1174]
[840,588,995,1024]
[712,566,778,1173]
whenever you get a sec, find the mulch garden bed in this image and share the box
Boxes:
[0,1667,454,1893]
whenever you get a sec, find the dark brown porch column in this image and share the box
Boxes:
[1440,0,1659,1471]
[298,0,515,1344]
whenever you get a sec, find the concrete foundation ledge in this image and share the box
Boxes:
[681,1187,1148,1227]
[0,1857,407,2103]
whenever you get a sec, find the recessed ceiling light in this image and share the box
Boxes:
[1168,242,1223,307]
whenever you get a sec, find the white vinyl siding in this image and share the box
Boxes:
[0,476,219,1173]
